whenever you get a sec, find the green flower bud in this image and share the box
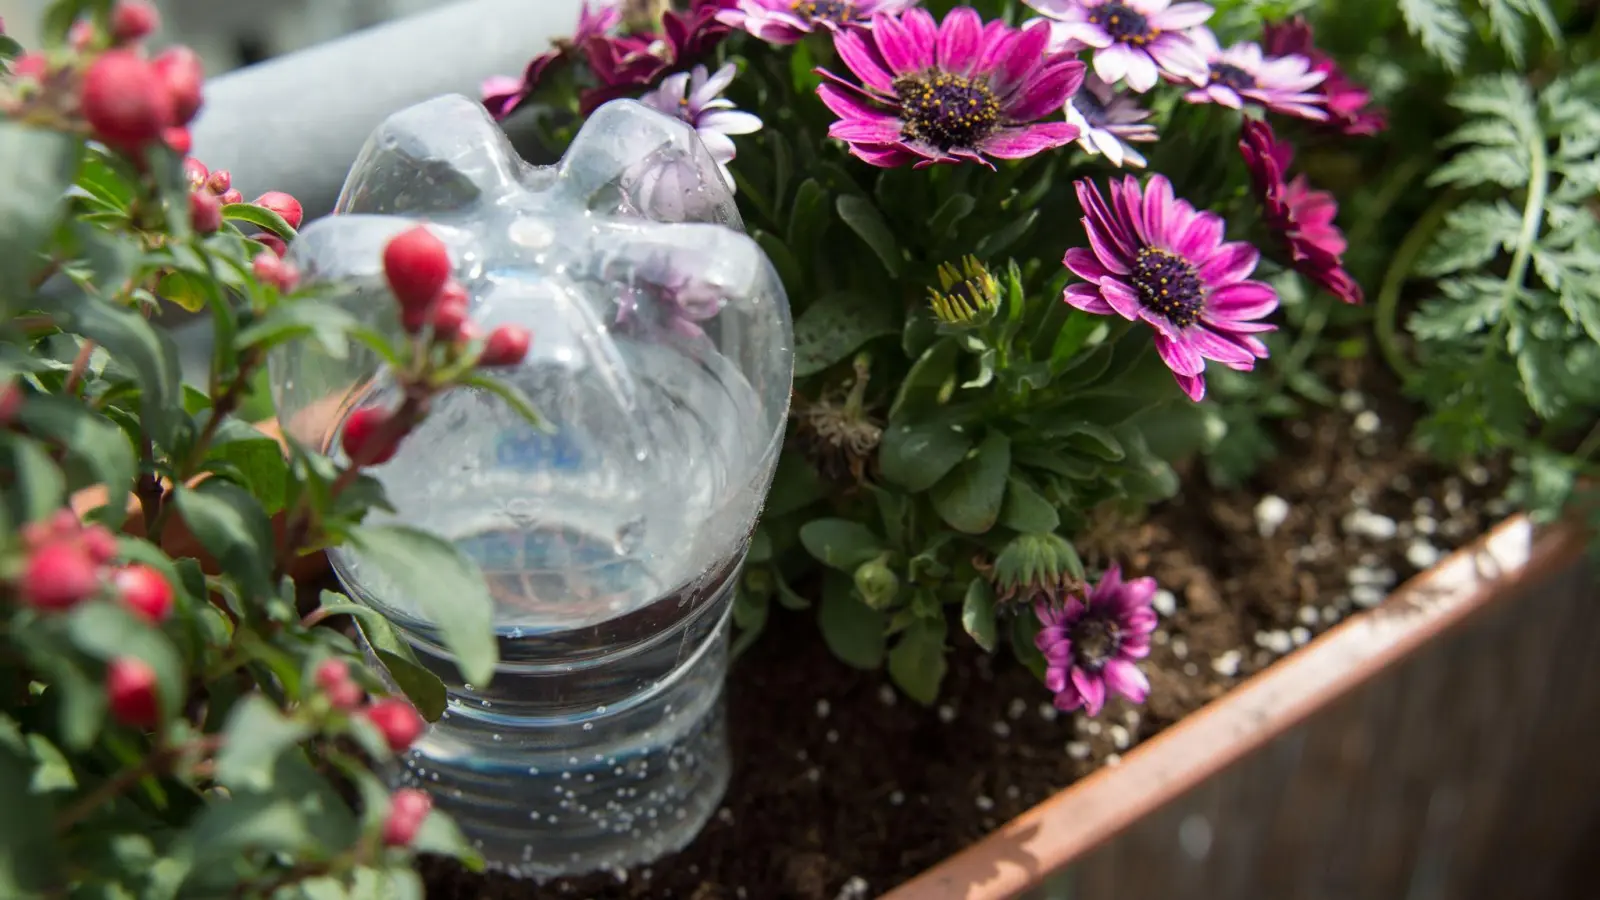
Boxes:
[853,554,900,610]
[928,256,1000,328]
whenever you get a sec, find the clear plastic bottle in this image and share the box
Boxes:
[271,96,793,877]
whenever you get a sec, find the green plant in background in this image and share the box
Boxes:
[0,1,534,895]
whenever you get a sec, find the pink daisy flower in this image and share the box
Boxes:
[641,62,763,188]
[1023,0,1212,92]
[1066,74,1158,168]
[816,6,1086,168]
[1239,120,1362,304]
[1034,564,1159,716]
[1184,27,1326,121]
[1261,16,1386,136]
[1063,174,1278,402]
[717,0,918,45]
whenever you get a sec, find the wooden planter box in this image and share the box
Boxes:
[887,517,1596,900]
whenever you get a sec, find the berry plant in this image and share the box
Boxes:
[0,2,534,895]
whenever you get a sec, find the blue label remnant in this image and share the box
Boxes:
[496,429,586,472]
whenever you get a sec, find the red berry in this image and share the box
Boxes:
[252,252,298,292]
[382,226,452,312]
[205,169,231,194]
[430,294,469,341]
[254,234,288,258]
[315,659,363,710]
[12,53,48,82]
[253,191,303,230]
[0,382,23,425]
[21,542,101,611]
[480,325,531,367]
[189,189,222,234]
[341,407,403,467]
[151,46,203,126]
[365,698,425,753]
[182,157,208,190]
[110,1,160,43]
[382,789,433,846]
[80,525,119,565]
[81,51,174,153]
[106,657,160,728]
[113,564,172,623]
[162,126,191,154]
[219,189,242,206]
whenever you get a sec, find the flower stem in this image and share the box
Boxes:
[1373,188,1458,383]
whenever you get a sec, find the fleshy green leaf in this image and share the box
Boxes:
[214,696,312,791]
[412,809,484,869]
[18,394,137,527]
[818,574,885,670]
[879,418,972,493]
[999,476,1060,533]
[798,518,885,570]
[347,525,498,686]
[174,480,277,601]
[0,124,81,303]
[236,299,360,358]
[835,194,901,277]
[887,619,946,706]
[791,291,898,377]
[376,649,448,723]
[221,203,298,240]
[68,603,186,719]
[929,431,1011,534]
[960,578,998,653]
[47,286,186,447]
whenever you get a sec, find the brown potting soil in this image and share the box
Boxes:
[424,365,1507,900]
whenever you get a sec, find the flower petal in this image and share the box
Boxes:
[1006,59,1087,120]
[1099,277,1146,320]
[1173,210,1225,259]
[699,109,765,135]
[1064,282,1117,314]
[850,142,921,167]
[1141,173,1177,248]
[980,122,1079,159]
[1066,245,1126,279]
[874,10,927,74]
[1072,666,1108,716]
[1206,281,1279,320]
[1173,369,1207,401]
[936,5,985,75]
[1199,241,1260,285]
[1123,50,1161,92]
[1155,332,1206,375]
[1093,42,1136,85]
[1152,2,1214,29]
[1103,659,1151,704]
[833,30,897,92]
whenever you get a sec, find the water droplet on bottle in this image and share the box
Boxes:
[582,722,594,731]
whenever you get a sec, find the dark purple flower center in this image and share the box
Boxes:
[1071,614,1121,670]
[1132,247,1206,328]
[1089,3,1158,46]
[792,0,861,25]
[1075,91,1110,127]
[893,71,1001,151]
[1208,62,1257,91]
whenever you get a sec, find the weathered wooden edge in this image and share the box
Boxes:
[883,517,1589,900]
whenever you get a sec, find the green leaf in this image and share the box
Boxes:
[928,193,977,241]
[930,431,1011,534]
[973,209,1039,259]
[879,418,972,493]
[236,299,360,358]
[0,723,62,895]
[25,645,105,750]
[791,291,898,377]
[755,230,805,298]
[27,733,77,793]
[412,809,484,869]
[999,476,1060,533]
[48,286,185,447]
[457,374,548,432]
[376,649,448,722]
[835,194,902,277]
[214,696,312,791]
[68,602,185,718]
[348,525,498,686]
[887,619,946,706]
[1010,606,1048,680]
[786,178,829,255]
[174,480,277,600]
[889,339,959,421]
[798,518,885,570]
[960,578,998,652]
[818,574,885,670]
[221,203,298,240]
[189,793,314,861]
[18,395,137,527]
[204,430,288,514]
[1398,0,1469,69]
[5,436,65,524]
[0,124,81,302]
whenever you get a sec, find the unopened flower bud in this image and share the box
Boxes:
[151,46,204,125]
[110,0,160,44]
[68,20,98,51]
[315,659,363,711]
[365,698,425,752]
[189,189,222,234]
[340,407,404,467]
[204,169,231,194]
[382,789,433,846]
[81,50,173,153]
[21,542,101,611]
[113,564,173,623]
[928,256,1001,328]
[252,191,303,230]
[253,234,288,257]
[80,525,119,565]
[182,157,208,190]
[161,126,191,154]
[12,53,48,82]
[479,324,531,367]
[383,226,452,312]
[252,252,298,292]
[0,381,22,425]
[853,555,900,610]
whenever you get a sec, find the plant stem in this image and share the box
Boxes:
[62,340,96,396]
[1373,188,1458,383]
[53,735,223,834]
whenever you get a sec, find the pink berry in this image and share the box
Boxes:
[382,226,452,312]
[12,53,48,82]
[106,657,160,728]
[21,542,101,611]
[68,21,98,51]
[151,46,203,126]
[253,191,303,230]
[252,253,298,293]
[219,189,242,206]
[430,294,469,342]
[341,407,403,467]
[205,169,230,194]
[80,525,119,565]
[113,564,173,623]
[365,698,425,752]
[254,234,288,258]
[182,157,209,190]
[81,51,173,152]
[110,1,159,43]
[479,325,531,367]
[315,659,363,710]
[162,126,191,154]
[189,189,222,234]
[382,789,433,846]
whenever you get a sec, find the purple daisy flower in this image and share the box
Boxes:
[1261,17,1387,136]
[616,267,727,341]
[481,1,622,121]
[1023,0,1212,92]
[1066,74,1157,168]
[717,0,918,45]
[1239,120,1362,304]
[815,6,1085,169]
[1184,28,1326,121]
[1063,174,1278,402]
[1034,564,1159,716]
[641,62,763,189]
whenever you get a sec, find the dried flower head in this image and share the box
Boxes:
[794,354,884,483]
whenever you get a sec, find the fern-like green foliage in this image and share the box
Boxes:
[1403,67,1600,519]
[1398,0,1559,69]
